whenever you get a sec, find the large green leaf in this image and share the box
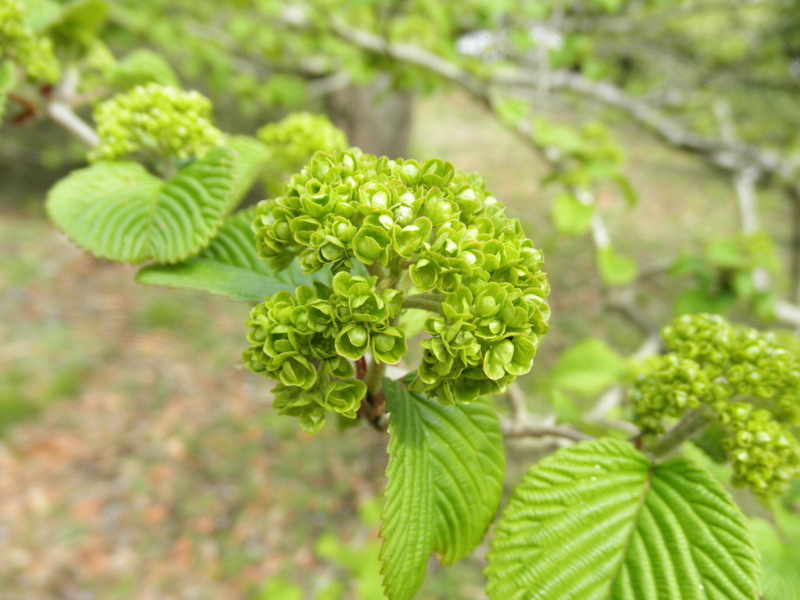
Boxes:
[380,380,505,600]
[108,48,181,90]
[550,337,627,397]
[45,0,108,50]
[47,147,236,264]
[551,193,594,236]
[597,246,639,287]
[486,438,760,600]
[751,507,800,600]
[224,136,272,212]
[136,207,330,301]
[20,0,61,31]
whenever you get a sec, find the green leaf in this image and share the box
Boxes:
[255,578,303,600]
[137,207,330,301]
[613,173,639,206]
[706,238,749,269]
[732,270,756,300]
[20,0,61,31]
[551,193,594,236]
[533,117,586,154]
[495,98,530,126]
[674,288,735,317]
[754,291,777,321]
[380,380,505,600]
[671,254,713,279]
[550,388,581,422]
[45,0,109,51]
[597,246,638,287]
[47,147,237,264]
[486,438,760,600]
[750,506,800,600]
[223,136,271,212]
[107,48,180,90]
[551,338,627,397]
[594,0,625,14]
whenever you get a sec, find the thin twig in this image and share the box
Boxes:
[501,420,593,443]
[45,101,99,147]
[44,66,99,147]
[645,406,713,460]
[506,383,529,424]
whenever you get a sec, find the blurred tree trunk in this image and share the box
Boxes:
[325,76,414,159]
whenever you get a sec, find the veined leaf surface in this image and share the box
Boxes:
[486,438,760,600]
[137,207,330,300]
[380,380,505,600]
[47,147,237,264]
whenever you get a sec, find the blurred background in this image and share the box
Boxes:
[2,0,800,598]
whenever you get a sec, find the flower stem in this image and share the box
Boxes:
[402,293,446,313]
[365,262,384,279]
[645,406,714,460]
[364,356,387,396]
[160,155,178,180]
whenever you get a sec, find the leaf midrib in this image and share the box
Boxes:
[605,462,654,599]
[143,175,168,262]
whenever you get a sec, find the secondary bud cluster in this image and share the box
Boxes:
[249,149,550,412]
[0,0,60,82]
[631,314,800,497]
[90,84,223,163]
[630,354,729,437]
[718,403,800,496]
[662,315,800,420]
[243,273,405,433]
[258,112,348,177]
[413,283,549,405]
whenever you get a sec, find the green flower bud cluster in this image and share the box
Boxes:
[630,354,730,438]
[631,313,800,497]
[662,314,800,422]
[90,84,223,163]
[0,0,60,83]
[411,283,549,405]
[243,272,405,433]
[257,112,348,177]
[251,149,550,409]
[718,403,800,497]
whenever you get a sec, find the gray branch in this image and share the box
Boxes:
[46,101,99,147]
[501,420,593,443]
[45,66,99,147]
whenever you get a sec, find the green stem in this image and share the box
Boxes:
[377,276,397,292]
[365,262,384,279]
[645,406,714,460]
[398,258,416,270]
[364,309,401,396]
[364,356,387,396]
[160,155,178,180]
[402,293,446,313]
